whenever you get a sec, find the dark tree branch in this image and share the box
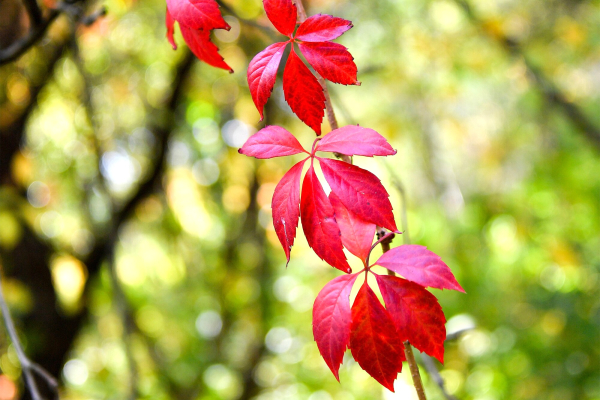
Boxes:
[23,0,44,27]
[454,0,600,152]
[0,8,60,65]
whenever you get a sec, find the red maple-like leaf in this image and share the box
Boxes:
[376,274,446,363]
[283,48,326,134]
[297,42,357,86]
[247,42,288,120]
[316,125,397,157]
[295,14,353,42]
[313,273,358,380]
[272,159,307,264]
[180,26,232,72]
[263,0,297,37]
[301,164,351,273]
[239,125,396,268]
[238,125,308,158]
[329,192,375,263]
[319,157,398,232]
[165,2,231,71]
[374,245,465,292]
[350,280,405,392]
[166,0,229,31]
[248,0,359,134]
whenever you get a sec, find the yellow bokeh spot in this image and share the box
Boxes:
[222,185,250,214]
[51,255,87,313]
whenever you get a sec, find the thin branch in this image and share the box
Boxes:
[420,354,458,400]
[0,270,58,400]
[23,0,44,27]
[454,0,600,152]
[0,8,60,65]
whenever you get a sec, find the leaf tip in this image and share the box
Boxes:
[354,81,361,86]
[228,68,234,74]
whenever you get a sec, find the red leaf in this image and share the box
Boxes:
[295,14,352,42]
[374,245,465,292]
[313,273,359,380]
[283,48,326,135]
[263,0,297,37]
[376,275,446,363]
[316,125,397,157]
[239,125,307,159]
[166,8,177,50]
[247,42,288,120]
[166,0,229,31]
[318,157,398,232]
[329,192,375,262]
[272,159,307,264]
[180,27,232,72]
[298,42,358,86]
[350,280,405,392]
[300,164,351,273]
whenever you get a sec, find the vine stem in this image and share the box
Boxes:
[294,0,427,398]
[293,0,352,162]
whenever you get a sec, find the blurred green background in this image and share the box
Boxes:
[0,0,599,399]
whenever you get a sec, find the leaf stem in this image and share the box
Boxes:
[293,0,351,163]
[293,2,425,397]
[404,341,427,400]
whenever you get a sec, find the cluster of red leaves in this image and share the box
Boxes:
[239,125,397,272]
[163,0,466,392]
[248,0,360,134]
[165,0,232,71]
[315,245,464,391]
[239,124,464,391]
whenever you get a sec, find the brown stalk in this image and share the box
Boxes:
[294,0,427,398]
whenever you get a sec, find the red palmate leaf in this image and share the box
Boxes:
[376,275,446,363]
[272,159,307,264]
[263,0,297,37]
[248,3,357,133]
[238,125,307,159]
[166,8,177,49]
[316,125,397,157]
[313,273,358,380]
[298,42,358,86]
[166,0,229,31]
[247,42,288,120]
[318,157,398,232]
[180,26,232,72]
[350,280,405,392]
[329,192,375,262]
[295,14,353,42]
[374,245,465,292]
[300,164,351,273]
[283,48,326,135]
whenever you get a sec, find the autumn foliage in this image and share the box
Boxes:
[165,0,463,392]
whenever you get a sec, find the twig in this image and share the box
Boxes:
[0,270,59,400]
[453,0,600,152]
[0,8,60,65]
[383,176,427,399]
[420,354,458,400]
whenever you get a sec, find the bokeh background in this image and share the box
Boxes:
[0,0,599,399]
